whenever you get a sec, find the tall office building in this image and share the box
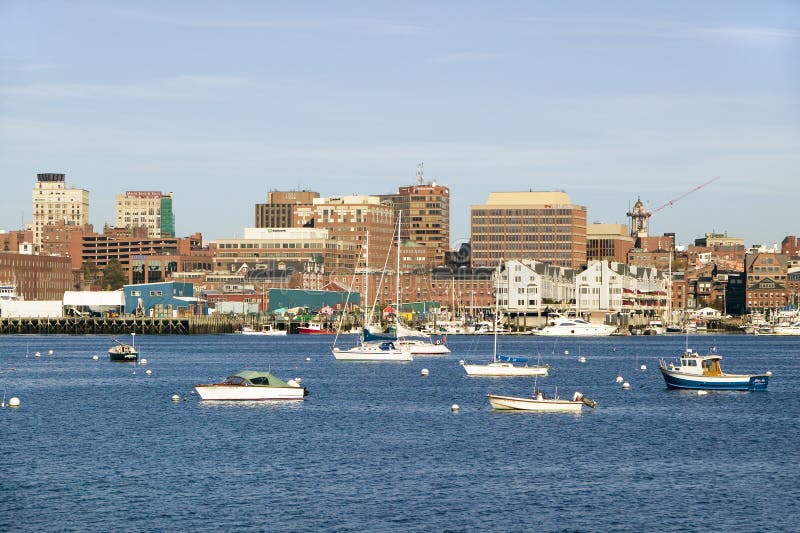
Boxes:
[294,195,395,271]
[255,190,320,228]
[470,191,587,270]
[115,191,175,238]
[32,173,90,251]
[379,166,450,267]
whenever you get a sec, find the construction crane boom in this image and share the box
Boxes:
[650,176,720,215]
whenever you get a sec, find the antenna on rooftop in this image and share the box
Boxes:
[416,162,424,185]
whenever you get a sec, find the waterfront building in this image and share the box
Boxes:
[745,252,789,312]
[294,195,395,271]
[69,229,207,281]
[212,227,360,275]
[0,229,33,254]
[781,235,800,258]
[255,190,320,229]
[586,224,634,264]
[470,191,587,270]
[0,252,74,301]
[695,232,744,249]
[115,191,175,238]
[32,173,90,251]
[122,281,204,316]
[495,260,576,317]
[575,260,667,314]
[41,221,94,258]
[379,168,450,267]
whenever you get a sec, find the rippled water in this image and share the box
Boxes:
[1,333,798,532]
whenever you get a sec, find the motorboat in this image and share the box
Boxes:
[644,320,665,335]
[488,389,597,412]
[298,322,335,334]
[108,334,139,362]
[532,315,617,336]
[772,322,800,336]
[240,324,287,336]
[194,370,307,401]
[658,347,770,391]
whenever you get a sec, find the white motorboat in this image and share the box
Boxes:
[658,346,770,391]
[194,370,307,401]
[488,389,597,412]
[240,324,287,336]
[533,315,617,336]
[772,322,800,336]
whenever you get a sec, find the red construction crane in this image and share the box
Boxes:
[627,176,720,237]
[649,176,720,216]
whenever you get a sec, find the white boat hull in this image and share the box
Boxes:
[487,394,584,412]
[240,329,287,336]
[398,340,450,355]
[533,326,616,336]
[332,346,413,362]
[194,385,305,401]
[462,362,548,377]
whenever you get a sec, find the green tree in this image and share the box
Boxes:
[102,259,127,290]
[82,260,100,284]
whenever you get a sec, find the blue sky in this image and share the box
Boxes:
[1,1,798,247]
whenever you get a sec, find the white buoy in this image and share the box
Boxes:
[564,350,569,355]
[306,357,311,361]
[92,355,99,361]
[9,397,20,407]
[766,371,773,377]
[615,375,624,383]
[171,394,180,402]
[640,364,647,371]
[145,369,152,375]
[48,350,54,356]
[451,404,460,412]
[421,368,429,376]
[622,382,631,389]
[139,358,148,365]
[697,390,708,396]
[578,356,586,363]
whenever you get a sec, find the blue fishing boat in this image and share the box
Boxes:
[658,346,771,391]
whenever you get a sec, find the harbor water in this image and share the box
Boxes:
[1,334,799,532]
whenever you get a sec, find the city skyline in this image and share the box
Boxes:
[1,1,798,246]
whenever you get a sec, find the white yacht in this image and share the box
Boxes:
[533,315,617,336]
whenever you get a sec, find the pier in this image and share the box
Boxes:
[0,316,241,335]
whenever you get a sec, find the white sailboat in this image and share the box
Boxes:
[461,264,549,376]
[331,230,412,362]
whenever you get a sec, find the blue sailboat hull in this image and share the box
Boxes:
[659,369,769,391]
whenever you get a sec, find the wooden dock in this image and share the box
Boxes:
[0,316,242,335]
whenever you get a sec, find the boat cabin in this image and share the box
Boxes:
[669,349,723,376]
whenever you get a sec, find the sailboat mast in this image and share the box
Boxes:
[396,210,401,333]
[494,263,500,358]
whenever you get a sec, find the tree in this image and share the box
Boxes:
[102,259,126,290]
[82,260,100,285]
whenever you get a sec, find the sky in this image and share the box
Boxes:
[1,0,798,247]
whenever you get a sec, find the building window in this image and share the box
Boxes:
[150,290,163,296]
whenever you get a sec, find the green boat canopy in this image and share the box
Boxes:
[230,370,291,387]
